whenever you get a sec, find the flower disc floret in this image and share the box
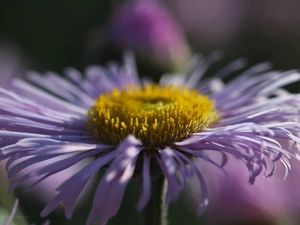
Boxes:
[87,84,219,149]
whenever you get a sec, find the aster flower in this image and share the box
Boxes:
[1,52,300,225]
[0,47,92,204]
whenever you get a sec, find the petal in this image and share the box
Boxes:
[137,153,152,211]
[40,150,118,219]
[87,136,141,225]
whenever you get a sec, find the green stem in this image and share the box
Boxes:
[0,169,27,225]
[142,176,168,225]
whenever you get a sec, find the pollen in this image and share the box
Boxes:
[86,85,219,150]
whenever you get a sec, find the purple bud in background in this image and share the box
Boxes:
[0,46,24,87]
[107,0,191,70]
[188,152,300,225]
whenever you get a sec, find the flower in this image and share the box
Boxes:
[0,47,93,204]
[1,52,300,225]
[0,46,24,87]
[189,155,300,225]
[107,0,190,70]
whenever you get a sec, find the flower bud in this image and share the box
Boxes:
[108,0,191,71]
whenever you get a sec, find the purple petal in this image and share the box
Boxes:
[155,152,181,204]
[9,147,107,192]
[3,199,19,225]
[87,136,141,225]
[137,153,151,211]
[40,149,119,218]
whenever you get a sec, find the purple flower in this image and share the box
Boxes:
[0,47,92,204]
[1,52,300,225]
[107,0,190,69]
[0,46,24,87]
[190,155,300,224]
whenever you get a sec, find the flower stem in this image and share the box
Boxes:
[142,176,168,225]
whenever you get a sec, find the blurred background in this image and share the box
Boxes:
[2,0,300,73]
[1,0,300,224]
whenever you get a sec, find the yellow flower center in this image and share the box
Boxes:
[86,85,219,150]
